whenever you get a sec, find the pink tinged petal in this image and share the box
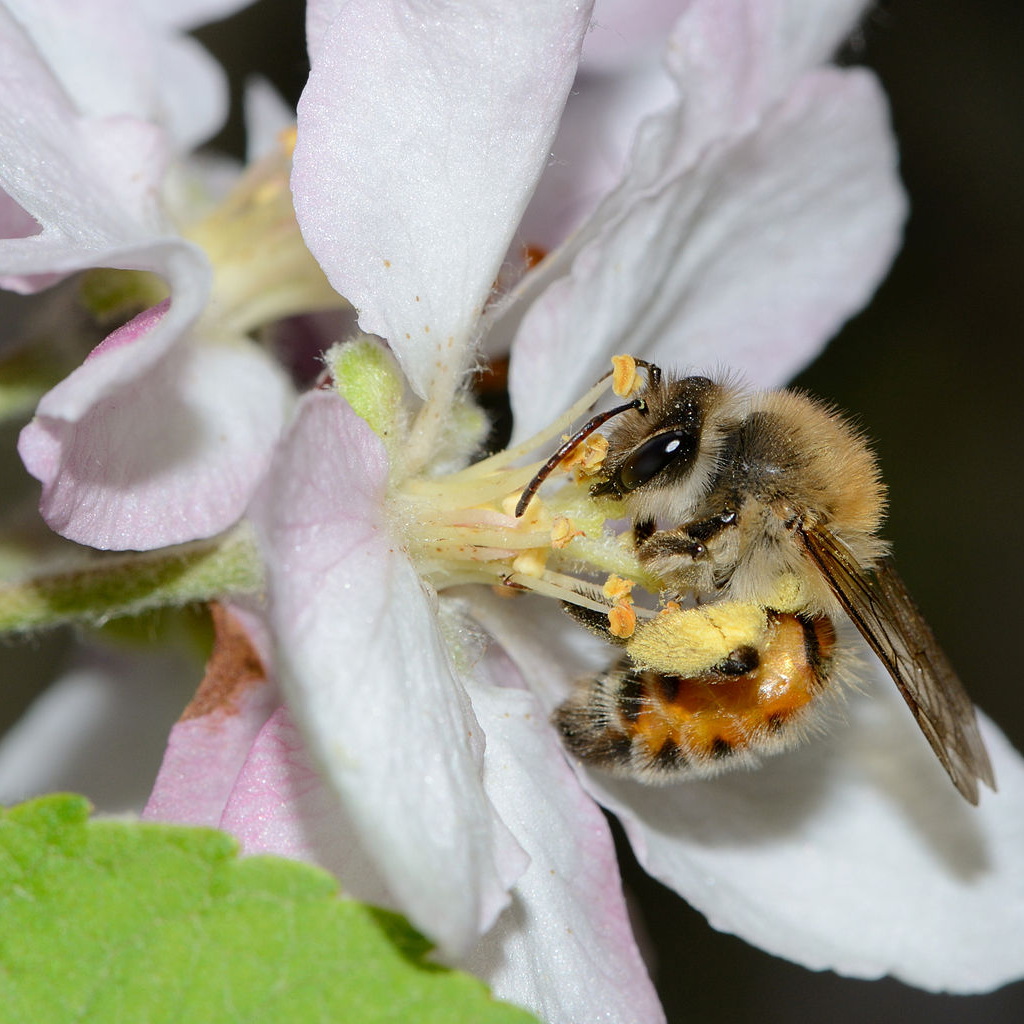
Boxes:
[143,605,280,828]
[0,191,53,293]
[0,191,42,240]
[20,252,201,430]
[583,0,688,72]
[508,68,906,440]
[292,0,595,399]
[665,0,871,152]
[0,7,193,291]
[462,656,664,1024]
[250,392,527,957]
[590,668,1024,994]
[0,645,198,814]
[4,0,229,151]
[219,706,395,911]
[19,316,293,549]
[515,62,675,255]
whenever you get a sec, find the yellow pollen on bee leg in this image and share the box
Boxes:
[611,354,639,396]
[550,516,583,549]
[608,602,637,639]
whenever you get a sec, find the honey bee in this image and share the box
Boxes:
[516,361,995,804]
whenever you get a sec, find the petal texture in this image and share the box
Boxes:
[220,706,396,911]
[462,644,664,1024]
[590,665,1024,993]
[664,0,870,153]
[292,0,594,398]
[250,391,527,957]
[143,605,280,828]
[4,0,229,151]
[0,6,201,291]
[19,318,292,549]
[508,68,905,440]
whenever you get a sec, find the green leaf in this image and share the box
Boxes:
[0,795,540,1024]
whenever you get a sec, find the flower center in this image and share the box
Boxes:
[334,340,660,630]
[184,127,343,337]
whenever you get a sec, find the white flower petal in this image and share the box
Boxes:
[583,0,685,73]
[0,644,197,813]
[514,62,675,256]
[219,706,395,911]
[462,647,664,1024]
[665,0,870,152]
[3,0,229,151]
[144,606,280,828]
[19,318,292,549]
[243,76,295,164]
[589,666,1024,993]
[250,391,528,957]
[292,0,594,398]
[0,7,191,291]
[508,68,905,440]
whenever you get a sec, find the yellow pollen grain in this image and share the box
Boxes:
[659,600,682,616]
[575,434,609,477]
[602,574,635,603]
[611,354,639,396]
[512,549,548,578]
[559,433,608,478]
[550,516,582,550]
[608,602,637,638]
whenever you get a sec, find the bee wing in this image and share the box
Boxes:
[800,525,995,804]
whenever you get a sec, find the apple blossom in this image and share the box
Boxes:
[142,0,1024,1021]
[4,0,1024,1022]
[2,0,340,550]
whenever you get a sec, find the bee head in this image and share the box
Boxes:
[592,376,717,500]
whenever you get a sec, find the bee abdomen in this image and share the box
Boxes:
[554,612,836,779]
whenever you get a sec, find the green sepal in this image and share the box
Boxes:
[328,337,406,446]
[0,526,262,634]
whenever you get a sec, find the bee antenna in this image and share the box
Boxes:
[514,397,647,517]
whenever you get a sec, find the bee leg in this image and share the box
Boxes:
[633,516,657,544]
[560,602,629,645]
[636,528,708,563]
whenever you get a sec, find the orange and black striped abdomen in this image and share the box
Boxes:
[555,612,836,779]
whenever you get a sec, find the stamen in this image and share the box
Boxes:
[608,602,637,639]
[550,516,583,549]
[391,355,669,630]
[611,354,640,396]
[603,574,635,603]
[185,128,342,337]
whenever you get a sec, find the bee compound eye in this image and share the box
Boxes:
[618,429,698,492]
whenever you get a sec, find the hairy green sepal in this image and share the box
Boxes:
[0,526,262,633]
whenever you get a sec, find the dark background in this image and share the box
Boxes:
[3,1,1022,1021]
